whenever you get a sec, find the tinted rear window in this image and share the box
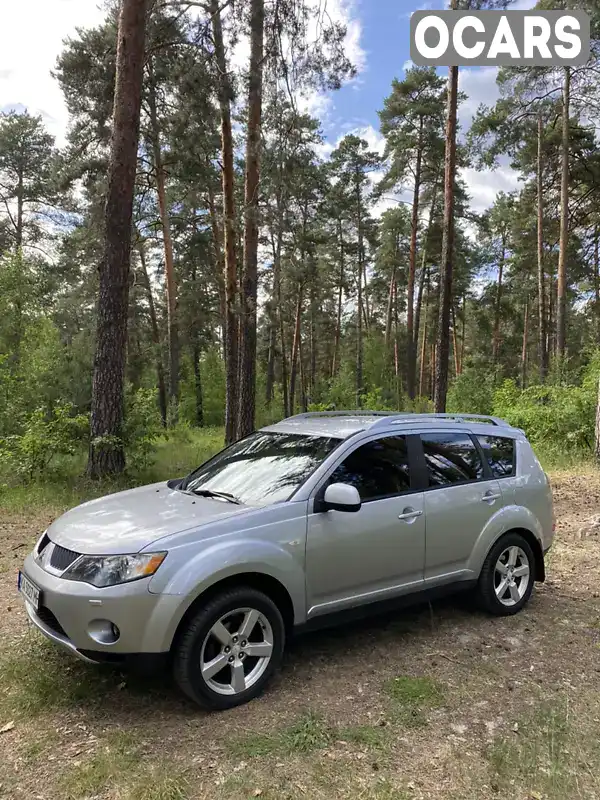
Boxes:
[421,433,484,487]
[477,436,516,478]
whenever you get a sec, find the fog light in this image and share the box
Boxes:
[88,619,120,645]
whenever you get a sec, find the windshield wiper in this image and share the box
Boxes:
[189,489,242,505]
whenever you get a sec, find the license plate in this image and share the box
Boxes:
[18,572,40,611]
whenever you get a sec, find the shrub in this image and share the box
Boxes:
[493,379,595,456]
[447,366,495,415]
[0,403,88,482]
[123,387,163,473]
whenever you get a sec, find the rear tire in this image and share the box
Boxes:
[476,533,535,617]
[173,587,285,710]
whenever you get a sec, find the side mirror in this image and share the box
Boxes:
[321,483,362,513]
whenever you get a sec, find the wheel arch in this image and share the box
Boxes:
[486,527,545,583]
[169,572,296,652]
[507,527,545,582]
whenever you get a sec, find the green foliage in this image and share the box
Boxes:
[447,366,495,415]
[0,403,88,481]
[199,346,226,427]
[123,387,163,472]
[360,386,397,411]
[493,379,596,459]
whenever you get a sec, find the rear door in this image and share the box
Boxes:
[418,431,504,581]
[305,434,425,616]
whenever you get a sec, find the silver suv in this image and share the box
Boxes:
[19,412,554,709]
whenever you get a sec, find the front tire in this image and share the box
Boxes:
[173,587,285,710]
[476,533,535,617]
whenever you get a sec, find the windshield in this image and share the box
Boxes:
[182,432,341,507]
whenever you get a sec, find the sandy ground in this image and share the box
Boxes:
[1,471,600,800]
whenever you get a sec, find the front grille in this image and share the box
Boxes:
[36,606,67,638]
[49,544,81,572]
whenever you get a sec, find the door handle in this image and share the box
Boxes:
[482,492,501,503]
[398,508,423,522]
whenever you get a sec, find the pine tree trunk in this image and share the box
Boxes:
[385,265,397,353]
[280,307,289,418]
[521,297,529,390]
[460,293,466,372]
[299,333,308,413]
[266,227,283,405]
[332,220,345,377]
[15,169,23,252]
[309,281,316,401]
[356,170,364,408]
[237,0,265,439]
[595,227,600,341]
[289,284,303,415]
[87,0,147,478]
[265,320,276,404]
[138,239,167,427]
[492,235,505,363]
[148,64,179,414]
[193,341,204,427]
[207,180,226,349]
[407,118,423,400]
[394,279,401,406]
[537,110,548,382]
[419,294,429,399]
[210,0,238,444]
[595,378,600,463]
[414,182,438,352]
[452,305,460,377]
[557,67,570,359]
[363,263,370,336]
[434,58,459,414]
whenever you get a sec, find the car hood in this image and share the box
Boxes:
[46,482,249,555]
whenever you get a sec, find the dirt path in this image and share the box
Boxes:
[1,473,600,800]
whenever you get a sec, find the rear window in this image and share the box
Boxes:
[421,433,484,487]
[477,436,516,478]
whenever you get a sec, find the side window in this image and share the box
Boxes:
[328,436,412,502]
[477,436,516,478]
[421,433,484,487]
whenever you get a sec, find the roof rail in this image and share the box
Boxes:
[285,411,398,421]
[371,413,511,430]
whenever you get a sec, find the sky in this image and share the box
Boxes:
[0,0,535,217]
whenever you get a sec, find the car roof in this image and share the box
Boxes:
[261,412,524,441]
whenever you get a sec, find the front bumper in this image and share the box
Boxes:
[20,553,182,658]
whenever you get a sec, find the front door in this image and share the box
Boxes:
[305,434,425,617]
[418,431,505,581]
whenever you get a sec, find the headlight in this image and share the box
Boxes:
[63,553,167,588]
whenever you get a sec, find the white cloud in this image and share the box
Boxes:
[0,0,106,145]
[458,66,501,131]
[461,164,521,217]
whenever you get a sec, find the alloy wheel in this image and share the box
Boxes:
[200,607,274,696]
[494,545,530,607]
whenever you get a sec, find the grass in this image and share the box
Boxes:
[230,711,390,760]
[60,730,190,800]
[487,702,579,799]
[383,675,444,727]
[0,638,115,718]
[0,427,225,514]
[230,711,335,758]
[61,730,141,799]
[127,768,190,800]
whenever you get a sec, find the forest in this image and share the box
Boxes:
[2,0,600,486]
